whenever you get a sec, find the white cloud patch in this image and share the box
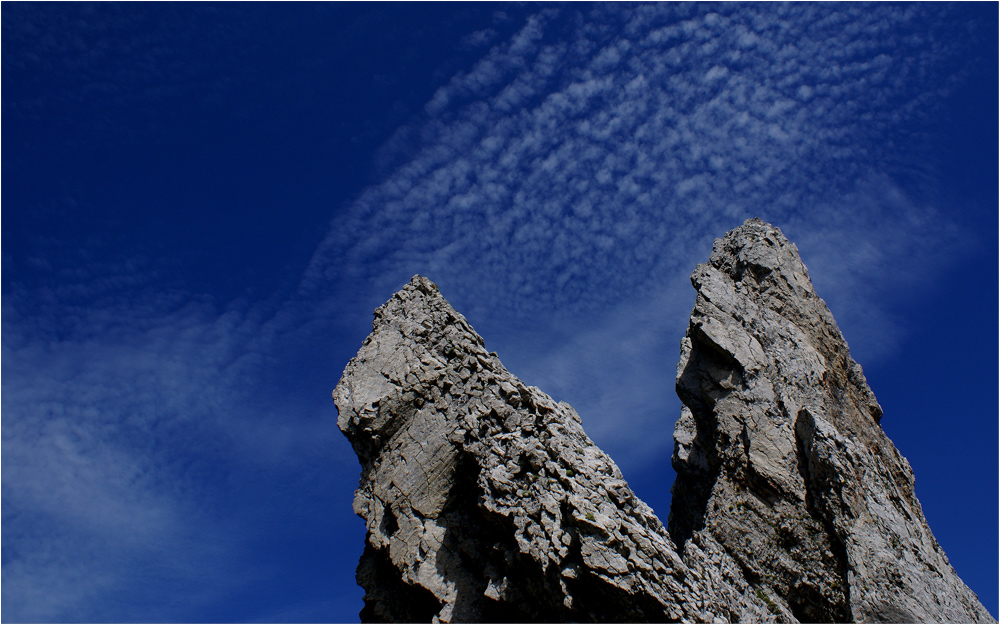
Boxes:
[297,2,982,490]
[3,295,234,619]
[1,267,354,621]
[784,173,963,362]
[304,4,970,324]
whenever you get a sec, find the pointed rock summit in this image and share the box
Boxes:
[334,219,992,623]
[333,276,722,621]
[669,218,990,623]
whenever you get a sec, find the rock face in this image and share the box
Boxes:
[333,275,730,622]
[669,218,992,623]
[334,219,993,623]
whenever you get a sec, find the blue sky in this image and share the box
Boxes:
[2,3,996,622]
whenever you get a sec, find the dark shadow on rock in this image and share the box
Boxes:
[668,334,727,552]
[357,542,442,622]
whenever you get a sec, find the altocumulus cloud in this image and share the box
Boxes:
[4,268,240,620]
[297,3,985,472]
[304,3,974,329]
[2,257,349,621]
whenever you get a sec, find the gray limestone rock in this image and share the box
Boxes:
[334,220,993,623]
[670,218,992,624]
[334,276,750,622]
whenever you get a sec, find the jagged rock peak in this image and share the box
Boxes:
[333,275,775,622]
[335,222,994,623]
[670,217,992,623]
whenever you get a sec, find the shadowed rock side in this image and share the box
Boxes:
[669,218,993,624]
[334,220,993,623]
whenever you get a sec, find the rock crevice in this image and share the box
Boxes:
[334,218,993,623]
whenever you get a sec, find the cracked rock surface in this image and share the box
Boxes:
[334,219,992,623]
[669,218,992,624]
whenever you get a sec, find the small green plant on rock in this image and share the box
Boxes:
[565,468,575,477]
[585,512,596,522]
[755,588,781,615]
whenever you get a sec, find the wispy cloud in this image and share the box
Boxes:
[784,173,964,361]
[303,4,975,324]
[4,282,234,620]
[1,262,356,621]
[297,3,984,471]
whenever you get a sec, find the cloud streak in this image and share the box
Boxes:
[292,4,988,486]
[1,262,357,621]
[304,3,975,327]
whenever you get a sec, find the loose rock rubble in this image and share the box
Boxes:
[334,219,993,623]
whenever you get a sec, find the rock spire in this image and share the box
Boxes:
[669,218,991,623]
[334,219,993,623]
